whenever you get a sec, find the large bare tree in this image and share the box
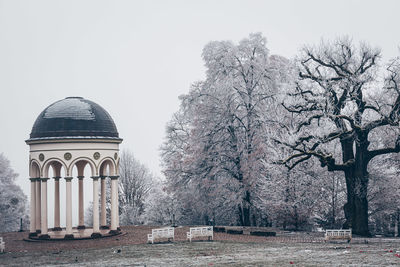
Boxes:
[280,38,400,236]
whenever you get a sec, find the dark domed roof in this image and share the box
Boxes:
[28,97,120,140]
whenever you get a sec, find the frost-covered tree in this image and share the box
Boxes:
[280,37,400,236]
[262,156,346,231]
[162,33,290,226]
[367,150,400,236]
[0,153,28,232]
[85,150,154,226]
[119,150,155,225]
[144,183,183,225]
[315,170,346,229]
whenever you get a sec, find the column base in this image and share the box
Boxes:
[29,232,37,238]
[91,232,102,238]
[64,234,74,240]
[100,225,109,229]
[52,227,62,231]
[39,234,50,239]
[109,230,119,235]
[77,225,86,230]
[36,229,41,234]
[117,227,121,231]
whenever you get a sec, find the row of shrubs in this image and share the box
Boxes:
[213,226,276,237]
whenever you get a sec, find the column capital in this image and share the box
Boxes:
[53,176,61,181]
[40,178,50,182]
[91,176,100,181]
[109,176,120,180]
[100,175,107,179]
[77,176,84,180]
[29,177,39,182]
[64,177,73,182]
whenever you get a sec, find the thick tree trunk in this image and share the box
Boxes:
[343,188,369,236]
[342,136,370,237]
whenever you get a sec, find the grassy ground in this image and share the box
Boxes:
[1,226,400,266]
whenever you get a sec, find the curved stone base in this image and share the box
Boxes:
[108,229,120,235]
[29,232,37,238]
[26,227,121,241]
[39,234,50,239]
[91,232,102,238]
[77,225,86,230]
[52,227,62,231]
[64,234,74,240]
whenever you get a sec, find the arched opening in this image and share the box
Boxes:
[30,160,41,178]
[43,159,67,231]
[70,159,95,229]
[99,158,116,177]
[99,158,120,233]
[29,160,42,235]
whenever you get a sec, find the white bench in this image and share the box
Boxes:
[147,227,174,244]
[0,237,5,253]
[187,226,213,242]
[325,229,352,242]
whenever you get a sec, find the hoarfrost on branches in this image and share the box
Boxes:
[280,37,400,236]
[160,34,400,233]
[0,153,28,232]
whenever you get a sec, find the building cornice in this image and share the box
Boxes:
[26,136,123,145]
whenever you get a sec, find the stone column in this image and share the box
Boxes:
[100,176,108,229]
[53,177,61,231]
[91,176,101,238]
[77,176,85,229]
[110,176,120,234]
[64,177,74,239]
[29,178,36,237]
[40,178,50,239]
[35,178,41,233]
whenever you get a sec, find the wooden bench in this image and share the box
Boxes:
[147,227,174,244]
[325,229,352,242]
[0,237,5,253]
[187,226,213,242]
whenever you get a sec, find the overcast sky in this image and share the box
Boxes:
[1,0,400,226]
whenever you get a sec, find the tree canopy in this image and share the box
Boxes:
[0,153,28,232]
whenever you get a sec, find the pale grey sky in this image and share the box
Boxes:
[1,0,399,226]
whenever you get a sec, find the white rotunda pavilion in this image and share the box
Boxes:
[26,97,122,239]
